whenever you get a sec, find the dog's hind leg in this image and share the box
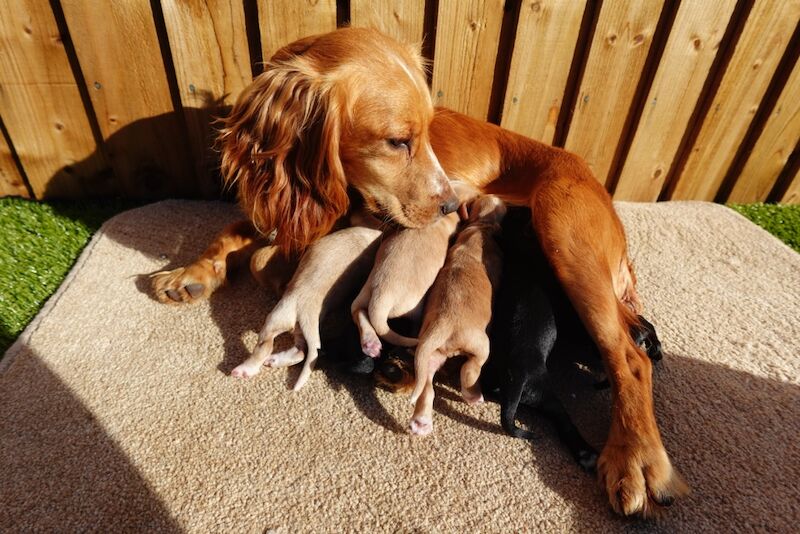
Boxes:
[292,316,322,392]
[232,299,296,378]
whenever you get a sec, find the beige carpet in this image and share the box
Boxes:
[1,200,798,532]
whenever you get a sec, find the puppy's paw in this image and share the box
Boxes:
[461,388,484,405]
[360,333,382,358]
[266,347,305,368]
[577,448,599,472]
[409,416,433,436]
[598,441,688,517]
[231,361,262,379]
[150,260,224,304]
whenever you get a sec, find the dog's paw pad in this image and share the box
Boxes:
[150,263,220,305]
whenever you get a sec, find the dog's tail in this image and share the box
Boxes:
[501,374,537,440]
[370,309,419,347]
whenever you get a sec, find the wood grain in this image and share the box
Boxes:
[350,0,426,46]
[501,0,586,144]
[431,0,505,120]
[61,0,194,198]
[613,0,736,201]
[161,0,252,196]
[0,128,29,198]
[727,60,800,203]
[258,0,337,61]
[0,0,103,198]
[670,0,800,201]
[564,0,665,186]
[780,164,800,204]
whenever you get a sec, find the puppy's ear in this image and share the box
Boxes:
[219,58,349,253]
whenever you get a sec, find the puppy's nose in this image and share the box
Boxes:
[439,195,460,216]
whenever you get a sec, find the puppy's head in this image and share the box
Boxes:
[220,28,458,253]
[465,194,507,225]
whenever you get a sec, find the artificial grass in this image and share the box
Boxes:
[0,198,136,355]
[729,203,800,253]
[0,198,797,358]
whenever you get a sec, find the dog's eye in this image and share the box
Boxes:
[387,138,411,151]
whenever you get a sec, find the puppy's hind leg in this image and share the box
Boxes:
[351,286,382,358]
[292,316,321,392]
[266,330,307,368]
[535,389,598,472]
[409,347,447,435]
[231,299,296,379]
[459,335,490,405]
[500,372,537,440]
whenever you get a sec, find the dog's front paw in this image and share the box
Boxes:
[150,260,224,304]
[597,440,688,517]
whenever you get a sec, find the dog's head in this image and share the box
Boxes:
[219,28,459,252]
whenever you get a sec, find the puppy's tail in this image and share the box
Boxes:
[370,311,418,347]
[501,375,537,440]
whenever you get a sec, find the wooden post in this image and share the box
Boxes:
[0,0,104,198]
[614,0,736,202]
[161,0,253,197]
[501,0,586,144]
[563,0,665,186]
[431,0,505,120]
[669,0,800,201]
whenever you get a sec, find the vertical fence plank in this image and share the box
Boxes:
[431,0,505,120]
[0,0,103,198]
[780,165,800,204]
[670,0,800,201]
[563,0,665,186]
[161,0,252,197]
[501,0,586,144]
[61,0,194,198]
[613,0,736,201]
[0,130,29,198]
[727,60,800,203]
[258,0,337,61]
[350,0,426,46]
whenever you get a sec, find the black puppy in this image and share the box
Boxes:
[482,207,662,471]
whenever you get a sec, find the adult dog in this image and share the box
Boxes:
[151,27,687,517]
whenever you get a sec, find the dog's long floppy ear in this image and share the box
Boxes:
[219,58,349,253]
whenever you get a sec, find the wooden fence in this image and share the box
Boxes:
[1,0,799,203]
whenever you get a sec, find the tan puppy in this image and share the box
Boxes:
[351,181,478,357]
[231,211,382,391]
[409,195,506,435]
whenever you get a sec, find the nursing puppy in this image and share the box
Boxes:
[483,208,663,470]
[409,195,506,435]
[350,184,476,356]
[231,211,382,390]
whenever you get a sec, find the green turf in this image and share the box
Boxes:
[0,199,798,358]
[0,198,135,355]
[729,203,800,253]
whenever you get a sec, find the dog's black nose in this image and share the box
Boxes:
[439,195,459,216]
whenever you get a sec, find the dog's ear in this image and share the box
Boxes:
[219,58,349,253]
